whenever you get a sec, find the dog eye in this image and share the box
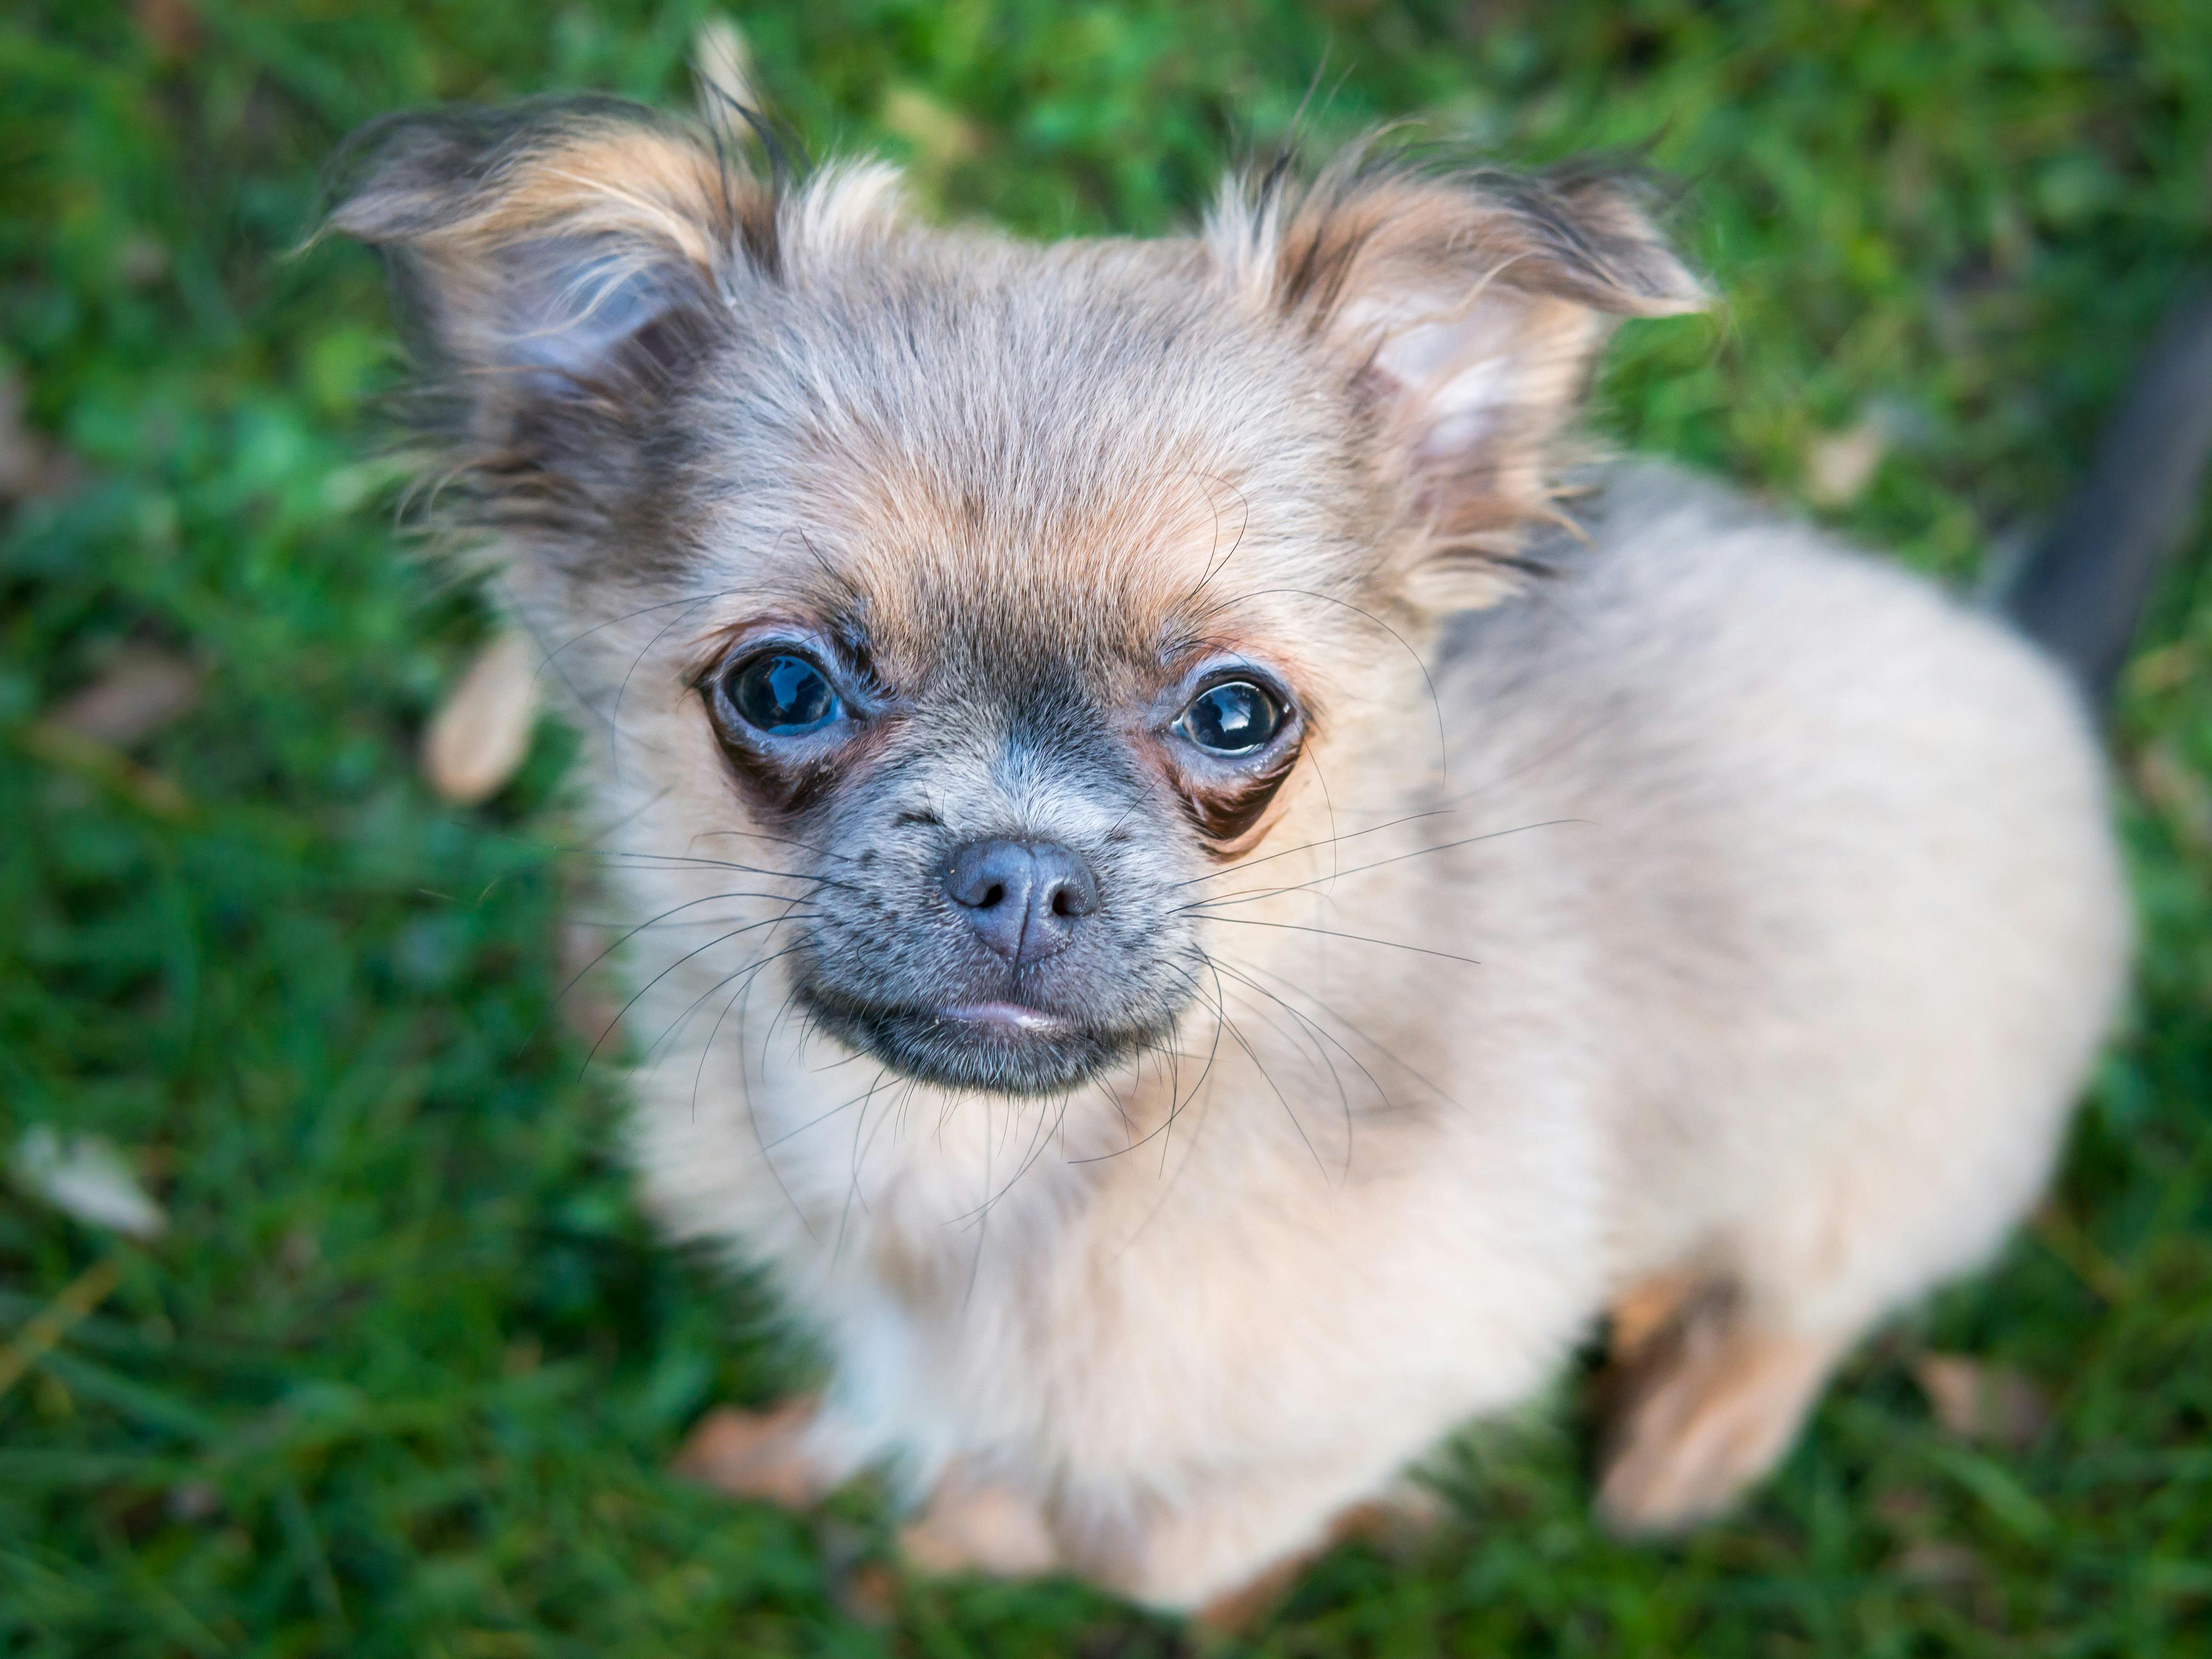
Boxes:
[727,652,840,736]
[1179,680,1282,756]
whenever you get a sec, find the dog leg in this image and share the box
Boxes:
[1595,1287,1848,1534]
[898,1471,1061,1579]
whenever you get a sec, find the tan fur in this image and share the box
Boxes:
[333,104,2129,1614]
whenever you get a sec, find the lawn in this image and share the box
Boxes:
[4,1,2211,1654]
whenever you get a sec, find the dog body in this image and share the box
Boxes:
[333,106,2127,1609]
[612,462,2123,1606]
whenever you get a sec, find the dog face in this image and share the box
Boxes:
[331,102,1700,1097]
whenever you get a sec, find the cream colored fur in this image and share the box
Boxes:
[584,458,2124,1607]
[336,113,2130,1611]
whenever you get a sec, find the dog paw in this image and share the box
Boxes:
[1597,1313,1841,1534]
[898,1474,1059,1579]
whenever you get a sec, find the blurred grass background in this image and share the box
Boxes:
[5,1,2212,1653]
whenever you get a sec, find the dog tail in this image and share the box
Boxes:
[1996,290,2212,707]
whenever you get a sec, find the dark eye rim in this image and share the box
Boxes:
[701,637,858,745]
[1166,666,1298,763]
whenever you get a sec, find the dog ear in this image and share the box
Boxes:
[1209,146,1707,611]
[325,98,847,544]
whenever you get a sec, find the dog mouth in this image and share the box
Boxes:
[796,984,1161,1094]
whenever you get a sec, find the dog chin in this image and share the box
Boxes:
[797,984,1161,1095]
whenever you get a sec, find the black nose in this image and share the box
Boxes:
[941,839,1100,966]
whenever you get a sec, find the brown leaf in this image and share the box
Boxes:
[422,631,541,805]
[0,372,85,504]
[1892,1539,1983,1585]
[50,649,202,748]
[134,0,199,59]
[1914,1354,2051,1451]
[835,1562,898,1626]
[671,1399,826,1510]
[1804,422,1888,507]
[2133,740,2212,855]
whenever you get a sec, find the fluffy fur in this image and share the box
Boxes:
[330,101,2128,1611]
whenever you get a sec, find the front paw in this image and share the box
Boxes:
[898,1473,1060,1579]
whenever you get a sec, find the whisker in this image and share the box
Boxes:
[764,1071,896,1151]
[1166,807,1460,888]
[1067,953,1224,1169]
[1181,819,1588,912]
[611,593,727,791]
[647,931,810,1075]
[587,910,818,1073]
[687,826,856,863]
[1201,955,1330,1186]
[1179,915,1482,967]
[729,948,818,1242]
[557,887,830,1019]
[683,940,809,1112]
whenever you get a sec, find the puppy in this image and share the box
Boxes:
[329,100,2132,1612]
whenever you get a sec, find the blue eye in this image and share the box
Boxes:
[729,653,840,735]
[1181,680,1282,756]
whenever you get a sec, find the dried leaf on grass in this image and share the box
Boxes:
[2133,740,2212,854]
[1804,421,1888,506]
[11,1126,168,1240]
[422,631,541,805]
[1914,1354,2051,1451]
[0,1258,122,1399]
[134,0,199,59]
[50,648,202,748]
[671,1399,825,1509]
[1892,1539,1984,1585]
[0,371,85,503]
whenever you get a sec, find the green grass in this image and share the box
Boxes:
[5,1,2212,1653]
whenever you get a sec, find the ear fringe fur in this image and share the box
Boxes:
[1206,136,1707,609]
[1204,136,1708,329]
[320,97,909,553]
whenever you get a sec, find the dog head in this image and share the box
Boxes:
[330,100,1701,1098]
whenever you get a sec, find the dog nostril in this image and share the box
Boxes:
[940,838,1099,964]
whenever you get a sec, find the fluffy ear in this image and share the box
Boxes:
[324,98,781,538]
[1209,146,1708,610]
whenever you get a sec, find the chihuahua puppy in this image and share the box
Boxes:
[330,99,2129,1611]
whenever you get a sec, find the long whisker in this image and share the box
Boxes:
[1178,915,1482,967]
[647,930,811,1075]
[587,911,819,1072]
[762,1071,901,1151]
[1202,955,1330,1186]
[832,1068,900,1266]
[1068,951,1223,1168]
[1166,807,1460,887]
[1183,819,1588,912]
[557,886,832,1020]
[611,595,727,788]
[729,947,818,1241]
[1227,955,1459,1113]
[682,939,811,1110]
[686,826,856,863]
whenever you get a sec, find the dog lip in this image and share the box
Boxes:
[796,980,1172,1095]
[934,1000,1065,1033]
